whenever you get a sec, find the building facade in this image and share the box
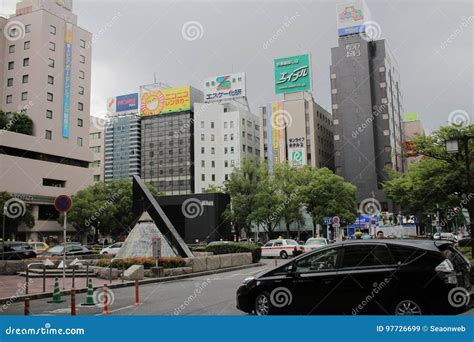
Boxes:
[330,34,404,212]
[104,113,141,182]
[194,102,260,192]
[259,92,334,170]
[89,118,104,182]
[0,0,93,242]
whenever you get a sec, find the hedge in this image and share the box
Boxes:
[96,256,185,269]
[204,242,261,263]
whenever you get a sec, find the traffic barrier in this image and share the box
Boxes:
[82,278,95,306]
[48,276,64,303]
[102,284,110,314]
[134,280,140,306]
[24,298,30,315]
[70,289,76,316]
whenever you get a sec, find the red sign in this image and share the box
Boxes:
[54,195,72,213]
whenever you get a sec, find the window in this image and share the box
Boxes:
[22,75,29,83]
[7,78,13,87]
[24,41,30,49]
[79,55,85,64]
[224,122,228,128]
[6,95,12,104]
[224,160,228,167]
[48,75,54,84]
[77,137,83,146]
[46,110,53,119]
[201,147,205,154]
[389,245,425,264]
[201,160,205,167]
[21,92,28,101]
[49,25,56,34]
[78,86,84,95]
[224,147,228,154]
[48,58,55,68]
[230,121,234,128]
[9,45,15,53]
[211,147,215,154]
[224,134,228,141]
[77,118,83,127]
[295,247,339,273]
[200,121,204,128]
[80,39,86,48]
[211,122,214,129]
[211,134,215,141]
[230,133,234,141]
[23,58,29,66]
[42,178,65,187]
[79,71,85,79]
[211,161,215,168]
[47,92,53,101]
[211,174,215,181]
[242,144,246,152]
[230,147,234,154]
[48,41,55,51]
[341,244,393,268]
[45,130,52,140]
[201,133,205,141]
[90,132,101,140]
[8,61,14,70]
[78,102,84,111]
[93,175,100,182]
[25,24,31,33]
[201,174,205,181]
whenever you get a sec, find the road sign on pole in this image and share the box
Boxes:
[54,195,72,290]
[332,216,340,225]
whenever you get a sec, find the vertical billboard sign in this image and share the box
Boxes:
[204,72,246,103]
[271,101,287,164]
[274,54,311,94]
[288,137,306,168]
[337,0,370,36]
[140,86,191,116]
[62,23,73,138]
[266,104,274,174]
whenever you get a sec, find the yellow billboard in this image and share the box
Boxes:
[140,86,191,116]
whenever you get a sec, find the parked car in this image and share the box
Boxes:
[304,238,329,252]
[99,242,123,255]
[434,232,457,242]
[261,239,304,259]
[40,244,92,257]
[0,241,36,260]
[28,241,49,254]
[236,239,471,315]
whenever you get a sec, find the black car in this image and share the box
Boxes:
[40,244,92,257]
[0,241,37,260]
[236,239,471,315]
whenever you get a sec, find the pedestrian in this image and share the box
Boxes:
[376,231,384,239]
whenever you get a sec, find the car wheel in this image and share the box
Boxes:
[280,251,288,259]
[254,292,272,316]
[394,299,423,315]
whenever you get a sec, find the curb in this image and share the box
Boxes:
[0,262,265,305]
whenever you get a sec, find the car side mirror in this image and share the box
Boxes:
[286,264,297,276]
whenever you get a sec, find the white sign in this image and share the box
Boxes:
[204,72,246,103]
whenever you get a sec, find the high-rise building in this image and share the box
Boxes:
[194,102,260,192]
[140,85,203,195]
[0,0,93,242]
[89,117,104,182]
[259,92,334,170]
[330,34,404,212]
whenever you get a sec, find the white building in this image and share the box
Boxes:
[193,102,260,192]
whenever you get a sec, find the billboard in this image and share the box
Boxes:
[116,93,139,112]
[403,112,418,122]
[288,137,306,168]
[337,0,369,36]
[204,72,246,103]
[62,22,73,138]
[271,101,287,165]
[140,86,191,116]
[274,54,311,94]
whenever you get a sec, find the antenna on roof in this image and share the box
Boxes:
[153,72,157,84]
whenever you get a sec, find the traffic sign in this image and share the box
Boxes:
[54,195,72,213]
[332,216,340,225]
[323,217,332,225]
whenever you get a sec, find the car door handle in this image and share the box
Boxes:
[323,278,334,284]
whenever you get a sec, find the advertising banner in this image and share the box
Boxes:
[274,54,311,94]
[140,86,191,116]
[272,101,286,164]
[116,93,139,112]
[266,103,274,174]
[288,137,306,168]
[337,0,370,36]
[204,72,246,103]
[62,22,73,138]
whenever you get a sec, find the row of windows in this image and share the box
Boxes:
[200,160,236,168]
[199,120,259,130]
[7,57,85,76]
[8,22,87,47]
[44,130,83,146]
[200,174,230,182]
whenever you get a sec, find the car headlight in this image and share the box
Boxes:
[242,276,255,285]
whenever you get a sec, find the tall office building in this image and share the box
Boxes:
[0,0,93,242]
[194,102,260,192]
[140,85,203,195]
[259,92,334,170]
[331,2,404,212]
[89,117,104,182]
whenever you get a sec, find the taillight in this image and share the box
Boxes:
[435,259,457,284]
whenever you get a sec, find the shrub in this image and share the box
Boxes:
[158,256,186,268]
[205,242,261,263]
[96,256,185,269]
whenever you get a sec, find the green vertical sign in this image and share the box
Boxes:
[274,54,311,94]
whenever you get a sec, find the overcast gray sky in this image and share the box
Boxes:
[2,0,473,132]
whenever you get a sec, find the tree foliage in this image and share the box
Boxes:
[0,111,33,135]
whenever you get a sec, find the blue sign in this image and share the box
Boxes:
[116,93,138,112]
[62,43,72,138]
[323,217,332,225]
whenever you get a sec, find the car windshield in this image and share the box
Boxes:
[45,245,63,253]
[286,240,298,246]
[306,239,326,246]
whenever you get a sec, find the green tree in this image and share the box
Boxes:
[202,184,224,193]
[0,192,34,240]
